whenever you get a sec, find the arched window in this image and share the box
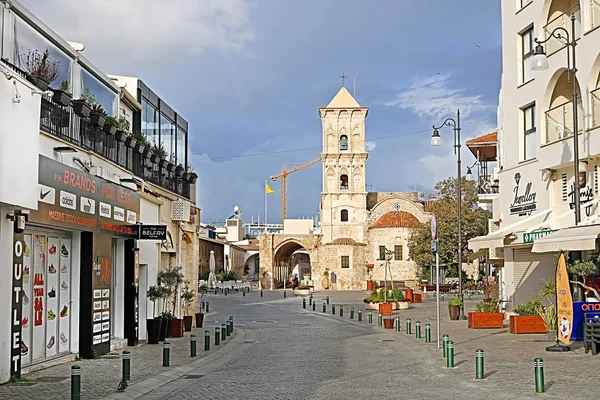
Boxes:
[340,209,349,222]
[340,135,348,151]
[340,174,348,190]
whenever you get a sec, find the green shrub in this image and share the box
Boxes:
[216,270,238,282]
[474,299,500,313]
[513,297,542,316]
[448,297,463,307]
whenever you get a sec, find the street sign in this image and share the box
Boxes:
[431,214,437,240]
[431,240,437,254]
[137,225,167,240]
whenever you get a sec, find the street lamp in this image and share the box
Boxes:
[465,167,474,182]
[532,14,581,225]
[431,109,466,320]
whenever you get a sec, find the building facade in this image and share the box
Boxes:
[469,0,600,310]
[259,88,431,290]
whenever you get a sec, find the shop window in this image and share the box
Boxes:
[340,174,348,190]
[160,113,176,162]
[81,68,117,116]
[379,245,386,261]
[394,245,403,261]
[341,256,350,268]
[340,135,348,151]
[340,209,349,222]
[142,99,159,145]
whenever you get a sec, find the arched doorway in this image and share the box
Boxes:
[273,240,312,288]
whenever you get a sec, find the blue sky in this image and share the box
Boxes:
[22,0,502,225]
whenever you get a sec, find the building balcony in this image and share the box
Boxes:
[477,174,499,202]
[543,2,581,56]
[545,99,584,144]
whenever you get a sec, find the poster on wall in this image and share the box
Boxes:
[10,232,25,379]
[21,234,32,367]
[556,254,573,345]
[58,238,71,354]
[45,237,59,358]
[92,256,112,351]
[32,235,46,362]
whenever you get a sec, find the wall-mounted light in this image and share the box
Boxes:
[507,233,518,241]
[73,157,90,173]
[54,146,77,153]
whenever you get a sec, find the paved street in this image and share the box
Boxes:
[2,290,598,399]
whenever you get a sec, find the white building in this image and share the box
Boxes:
[469,0,600,310]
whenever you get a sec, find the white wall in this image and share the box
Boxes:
[0,205,15,383]
[139,198,160,339]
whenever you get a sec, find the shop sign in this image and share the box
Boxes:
[137,225,167,240]
[510,173,537,216]
[523,230,558,244]
[10,233,24,379]
[29,156,140,237]
[569,183,595,217]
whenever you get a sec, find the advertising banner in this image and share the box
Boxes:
[556,254,573,345]
[10,232,25,379]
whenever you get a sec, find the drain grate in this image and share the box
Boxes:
[35,377,69,383]
[182,375,205,379]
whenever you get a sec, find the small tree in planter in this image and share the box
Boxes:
[146,285,163,344]
[197,283,209,327]
[22,49,60,90]
[536,303,558,342]
[158,267,185,337]
[568,259,598,302]
[468,299,503,329]
[181,282,195,332]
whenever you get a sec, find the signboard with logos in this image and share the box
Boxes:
[130,224,167,240]
[510,173,537,216]
[523,229,558,244]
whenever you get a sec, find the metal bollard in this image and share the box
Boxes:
[350,307,355,319]
[425,323,431,343]
[284,290,287,298]
[221,324,227,341]
[261,290,263,297]
[190,334,197,357]
[395,316,400,332]
[224,288,228,296]
[476,349,484,379]
[443,334,449,358]
[205,330,210,351]
[163,341,170,367]
[368,311,372,324]
[323,303,326,313]
[303,298,306,309]
[332,304,336,315]
[415,321,421,338]
[215,327,221,346]
[406,318,412,334]
[534,358,545,393]
[312,301,316,311]
[122,350,131,381]
[206,301,210,313]
[378,313,382,326]
[201,300,205,310]
[309,296,312,306]
[71,365,81,400]
[243,290,246,297]
[358,310,362,321]
[447,341,455,368]
[226,321,231,337]
[340,305,344,317]
[468,292,471,300]
[326,296,330,305]
[441,294,444,302]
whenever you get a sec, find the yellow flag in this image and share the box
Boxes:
[556,253,573,345]
[265,183,276,194]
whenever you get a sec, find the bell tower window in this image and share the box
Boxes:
[340,209,348,222]
[340,135,348,151]
[340,174,348,190]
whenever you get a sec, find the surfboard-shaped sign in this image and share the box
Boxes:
[556,254,573,345]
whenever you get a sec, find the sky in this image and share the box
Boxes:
[21,0,502,225]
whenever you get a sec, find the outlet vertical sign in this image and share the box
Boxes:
[11,232,25,378]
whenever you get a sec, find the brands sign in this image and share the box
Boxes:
[523,229,558,244]
[10,232,24,379]
[29,156,140,236]
[510,173,537,216]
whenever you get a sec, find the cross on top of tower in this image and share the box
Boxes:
[340,73,347,87]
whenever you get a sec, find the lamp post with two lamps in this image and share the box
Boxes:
[431,109,467,320]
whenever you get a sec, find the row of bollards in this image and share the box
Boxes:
[302,297,546,394]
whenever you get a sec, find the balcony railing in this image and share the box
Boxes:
[543,3,581,55]
[478,175,499,195]
[592,0,600,30]
[545,99,584,143]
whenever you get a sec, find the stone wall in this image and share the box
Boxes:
[314,243,367,290]
[366,227,418,282]
[367,192,419,210]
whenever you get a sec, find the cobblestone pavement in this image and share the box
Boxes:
[3,290,597,399]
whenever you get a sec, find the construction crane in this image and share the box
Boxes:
[270,158,321,222]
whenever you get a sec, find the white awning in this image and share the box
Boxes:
[531,225,600,253]
[468,232,510,252]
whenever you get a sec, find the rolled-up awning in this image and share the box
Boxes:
[532,225,600,253]
[468,232,510,252]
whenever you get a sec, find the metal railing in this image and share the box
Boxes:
[592,0,600,30]
[545,99,584,143]
[543,3,581,55]
[478,175,499,195]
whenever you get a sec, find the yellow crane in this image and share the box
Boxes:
[270,158,321,222]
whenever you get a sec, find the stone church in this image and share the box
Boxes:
[259,86,431,290]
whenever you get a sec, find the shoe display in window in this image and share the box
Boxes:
[49,245,57,255]
[49,264,56,274]
[48,288,56,298]
[24,266,29,276]
[60,305,68,318]
[23,293,29,305]
[46,335,55,349]
[61,281,68,290]
[47,310,56,320]
[61,244,69,257]
[60,332,68,344]
[22,317,28,326]
[21,341,28,356]
[61,265,68,273]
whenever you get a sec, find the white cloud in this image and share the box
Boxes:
[386,74,495,119]
[20,0,255,71]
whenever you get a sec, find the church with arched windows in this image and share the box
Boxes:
[259,86,431,290]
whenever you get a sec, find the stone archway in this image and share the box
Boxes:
[273,240,312,288]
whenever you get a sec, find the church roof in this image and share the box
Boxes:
[326,87,361,108]
[326,237,366,246]
[370,211,421,229]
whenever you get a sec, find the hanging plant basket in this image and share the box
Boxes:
[27,75,49,91]
[90,112,106,128]
[72,100,91,118]
[51,89,72,107]
[125,136,137,149]
[115,130,128,143]
[103,123,117,136]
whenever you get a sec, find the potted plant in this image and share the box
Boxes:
[197,283,208,328]
[157,287,172,342]
[322,268,330,289]
[51,80,72,107]
[293,285,314,296]
[89,104,106,128]
[181,282,195,332]
[175,163,185,177]
[468,299,504,329]
[448,297,462,321]
[185,172,198,184]
[568,259,598,302]
[158,267,185,337]
[509,297,545,334]
[72,98,91,118]
[22,49,59,91]
[365,264,374,290]
[363,287,408,310]
[536,304,558,342]
[103,116,119,136]
[151,143,167,164]
[146,285,163,344]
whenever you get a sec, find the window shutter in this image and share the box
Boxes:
[562,172,568,202]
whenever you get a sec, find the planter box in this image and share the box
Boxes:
[383,318,394,329]
[51,89,72,107]
[159,159,169,169]
[175,166,185,177]
[294,288,312,296]
[158,318,170,341]
[509,315,546,334]
[134,143,145,154]
[103,124,117,135]
[167,162,176,172]
[27,75,49,91]
[143,147,153,160]
[379,302,393,316]
[125,137,137,149]
[405,288,414,302]
[72,100,91,118]
[90,112,106,128]
[195,313,204,328]
[448,304,460,320]
[468,312,504,329]
[413,293,422,303]
[183,316,193,332]
[364,301,409,311]
[170,318,184,337]
[146,319,161,344]
[115,130,128,143]
[185,172,198,184]
[366,280,374,291]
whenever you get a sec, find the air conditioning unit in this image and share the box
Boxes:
[171,198,191,222]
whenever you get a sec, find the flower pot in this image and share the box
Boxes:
[146,318,161,344]
[185,172,198,184]
[509,315,547,334]
[170,318,184,337]
[379,302,393,316]
[72,100,91,118]
[90,112,106,128]
[366,280,374,291]
[159,159,169,169]
[468,312,504,329]
[183,316,193,332]
[322,277,329,289]
[167,162,176,172]
[158,317,170,341]
[143,147,153,160]
[383,318,395,329]
[195,312,204,328]
[27,75,49,91]
[103,123,117,135]
[51,89,72,107]
[398,301,410,310]
[175,166,185,177]
[150,154,160,164]
[448,304,460,320]
[125,136,137,149]
[547,330,558,342]
[115,130,128,143]
[405,288,414,303]
[134,143,145,154]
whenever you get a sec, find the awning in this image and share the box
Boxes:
[468,232,510,252]
[532,225,600,253]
